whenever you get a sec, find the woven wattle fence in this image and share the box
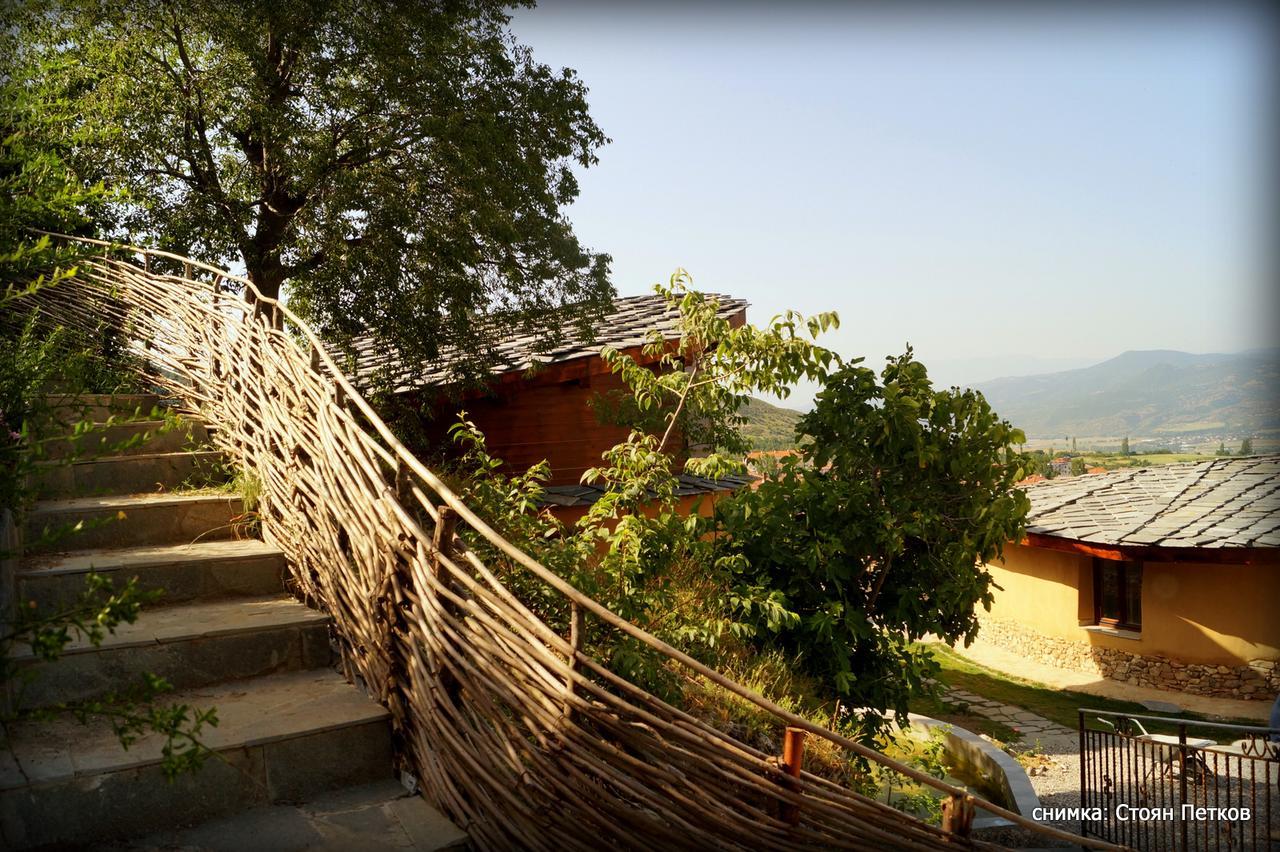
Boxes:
[23,235,1123,851]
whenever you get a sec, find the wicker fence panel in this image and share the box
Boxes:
[20,237,1123,852]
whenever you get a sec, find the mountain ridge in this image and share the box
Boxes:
[972,348,1280,438]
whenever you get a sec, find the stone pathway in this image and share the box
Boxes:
[941,687,1076,746]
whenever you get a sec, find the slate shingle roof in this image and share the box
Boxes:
[1023,455,1280,549]
[336,294,749,393]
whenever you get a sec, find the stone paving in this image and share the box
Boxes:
[940,686,1077,746]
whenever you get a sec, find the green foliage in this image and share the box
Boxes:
[0,21,116,302]
[597,270,838,459]
[2,573,217,781]
[1120,436,1130,455]
[445,277,838,697]
[444,277,1026,745]
[1070,457,1087,476]
[9,0,613,384]
[718,351,1030,741]
[1216,440,1229,456]
[1239,437,1253,456]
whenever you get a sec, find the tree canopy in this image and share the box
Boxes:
[6,0,613,381]
[719,351,1030,736]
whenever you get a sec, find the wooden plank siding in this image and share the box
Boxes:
[452,370,647,485]
[405,306,745,487]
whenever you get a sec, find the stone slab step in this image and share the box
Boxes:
[96,778,469,851]
[9,596,331,709]
[25,492,245,553]
[40,418,210,460]
[0,669,394,849]
[17,539,286,611]
[41,393,168,425]
[29,449,230,499]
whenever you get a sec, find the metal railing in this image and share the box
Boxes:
[1080,708,1280,850]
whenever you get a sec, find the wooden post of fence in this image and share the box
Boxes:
[564,602,584,722]
[780,726,805,825]
[432,507,458,576]
[941,793,974,838]
[394,461,411,505]
[431,506,462,706]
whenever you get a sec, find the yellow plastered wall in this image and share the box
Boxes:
[984,543,1089,639]
[1138,561,1280,666]
[983,544,1280,667]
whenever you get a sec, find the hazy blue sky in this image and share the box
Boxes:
[511,3,1272,404]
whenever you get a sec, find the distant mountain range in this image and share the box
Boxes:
[972,349,1280,438]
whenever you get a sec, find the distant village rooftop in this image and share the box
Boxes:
[1022,455,1280,556]
[337,293,750,394]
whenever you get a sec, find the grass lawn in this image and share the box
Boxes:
[1078,452,1212,470]
[919,643,1263,744]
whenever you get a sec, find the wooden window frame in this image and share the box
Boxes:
[1093,558,1142,631]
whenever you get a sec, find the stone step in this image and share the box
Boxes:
[41,393,168,425]
[25,493,246,554]
[9,595,331,709]
[29,449,230,499]
[16,539,286,611]
[0,669,394,850]
[39,418,210,460]
[96,778,469,851]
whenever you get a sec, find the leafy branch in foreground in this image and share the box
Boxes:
[1,573,218,781]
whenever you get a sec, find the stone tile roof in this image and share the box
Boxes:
[1023,455,1280,549]
[539,473,755,509]
[336,294,749,393]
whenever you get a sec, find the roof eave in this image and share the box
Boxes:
[1019,531,1280,566]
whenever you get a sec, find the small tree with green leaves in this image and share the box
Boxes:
[1216,440,1229,457]
[1240,437,1253,456]
[1120,436,1130,456]
[717,352,1031,741]
[449,275,1029,741]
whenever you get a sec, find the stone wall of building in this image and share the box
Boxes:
[975,614,1280,700]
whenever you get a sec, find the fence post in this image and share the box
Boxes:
[1178,722,1188,851]
[942,794,975,837]
[432,507,458,575]
[780,726,805,825]
[564,602,583,722]
[1078,710,1087,839]
[431,506,462,707]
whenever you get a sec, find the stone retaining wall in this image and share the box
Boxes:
[975,614,1280,700]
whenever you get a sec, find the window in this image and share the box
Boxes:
[1094,559,1142,630]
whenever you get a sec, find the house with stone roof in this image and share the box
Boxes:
[336,293,752,523]
[978,455,1280,700]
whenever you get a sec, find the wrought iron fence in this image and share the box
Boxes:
[1080,708,1280,850]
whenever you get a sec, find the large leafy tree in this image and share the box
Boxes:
[7,0,613,378]
[718,352,1031,739]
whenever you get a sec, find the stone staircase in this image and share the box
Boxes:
[1,394,468,850]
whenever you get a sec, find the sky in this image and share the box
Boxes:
[510,3,1273,406]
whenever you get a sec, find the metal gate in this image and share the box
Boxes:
[1079,709,1280,850]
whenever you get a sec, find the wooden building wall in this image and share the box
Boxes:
[448,370,637,485]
